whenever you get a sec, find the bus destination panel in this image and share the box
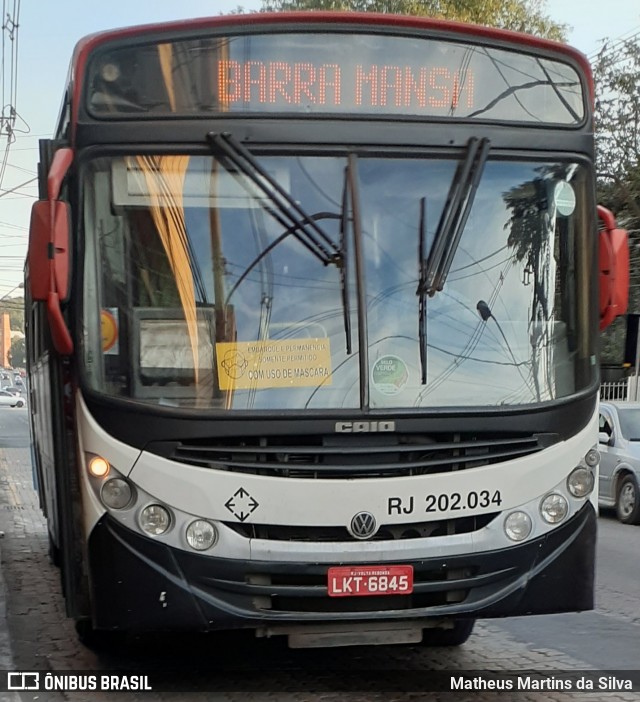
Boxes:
[87,31,584,123]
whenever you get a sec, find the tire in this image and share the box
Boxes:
[421,619,476,647]
[48,531,61,568]
[15,400,24,408]
[616,475,640,525]
[75,619,125,650]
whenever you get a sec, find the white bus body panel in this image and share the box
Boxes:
[76,394,598,560]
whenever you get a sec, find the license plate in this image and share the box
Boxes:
[327,565,414,597]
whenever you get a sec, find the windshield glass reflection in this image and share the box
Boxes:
[82,153,594,410]
[617,409,640,440]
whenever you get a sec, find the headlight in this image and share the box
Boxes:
[567,467,595,497]
[540,493,568,524]
[101,478,133,510]
[504,511,532,541]
[186,520,218,551]
[139,505,172,536]
[584,448,600,467]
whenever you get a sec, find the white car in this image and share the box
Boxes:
[598,402,640,524]
[0,389,24,408]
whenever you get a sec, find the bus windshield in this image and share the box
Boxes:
[82,151,594,410]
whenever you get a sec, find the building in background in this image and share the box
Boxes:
[0,313,10,367]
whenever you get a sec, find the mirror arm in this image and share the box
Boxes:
[597,205,616,230]
[47,148,74,200]
[47,292,74,355]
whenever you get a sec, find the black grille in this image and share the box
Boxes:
[195,562,510,614]
[224,512,498,541]
[160,431,557,479]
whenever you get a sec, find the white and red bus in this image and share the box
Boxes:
[26,12,629,647]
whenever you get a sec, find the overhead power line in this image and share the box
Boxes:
[0,174,36,198]
[587,26,640,62]
[0,0,25,191]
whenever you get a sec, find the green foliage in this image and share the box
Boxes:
[8,336,25,368]
[594,40,640,181]
[594,37,640,365]
[257,0,567,40]
[599,316,626,368]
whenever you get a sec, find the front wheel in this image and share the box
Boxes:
[15,400,24,408]
[48,531,61,568]
[421,619,476,647]
[75,619,126,650]
[616,475,640,524]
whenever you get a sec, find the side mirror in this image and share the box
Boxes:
[28,200,71,302]
[598,431,612,446]
[598,206,629,331]
[27,147,74,355]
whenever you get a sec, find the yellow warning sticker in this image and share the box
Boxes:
[216,338,332,390]
[101,308,118,353]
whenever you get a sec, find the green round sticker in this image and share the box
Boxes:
[554,181,576,217]
[371,355,409,396]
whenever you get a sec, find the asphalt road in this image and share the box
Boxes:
[0,405,30,449]
[488,512,640,670]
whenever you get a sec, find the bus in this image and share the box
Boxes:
[26,12,629,648]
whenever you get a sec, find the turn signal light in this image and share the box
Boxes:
[88,456,110,478]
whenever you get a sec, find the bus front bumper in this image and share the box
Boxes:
[87,502,596,632]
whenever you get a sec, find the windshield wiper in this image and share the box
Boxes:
[346,153,369,408]
[339,166,352,355]
[224,212,341,306]
[208,132,341,266]
[417,197,427,384]
[419,137,491,297]
[208,132,354,355]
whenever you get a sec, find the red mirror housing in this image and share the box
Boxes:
[28,201,52,302]
[27,146,74,354]
[598,206,629,331]
[28,200,71,303]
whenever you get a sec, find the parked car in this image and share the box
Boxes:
[0,389,25,408]
[598,402,640,524]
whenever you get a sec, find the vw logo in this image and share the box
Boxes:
[349,511,377,540]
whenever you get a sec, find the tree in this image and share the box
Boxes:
[8,336,25,369]
[593,37,640,365]
[594,40,640,193]
[256,0,567,40]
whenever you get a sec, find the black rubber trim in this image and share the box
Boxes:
[87,502,595,631]
[83,389,597,451]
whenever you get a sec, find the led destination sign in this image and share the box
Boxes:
[217,60,474,111]
[88,32,584,123]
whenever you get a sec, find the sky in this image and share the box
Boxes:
[1,0,639,299]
